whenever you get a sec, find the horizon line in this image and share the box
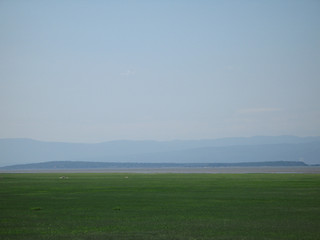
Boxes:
[1,135,319,144]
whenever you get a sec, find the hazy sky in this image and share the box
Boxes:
[1,0,319,142]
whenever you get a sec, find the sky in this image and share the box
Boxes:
[0,0,319,143]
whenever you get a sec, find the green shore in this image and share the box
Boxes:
[1,173,319,240]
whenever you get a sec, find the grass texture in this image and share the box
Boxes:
[0,173,319,239]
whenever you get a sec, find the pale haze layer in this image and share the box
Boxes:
[1,0,319,143]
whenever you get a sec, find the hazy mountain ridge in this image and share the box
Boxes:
[0,160,308,170]
[1,136,320,167]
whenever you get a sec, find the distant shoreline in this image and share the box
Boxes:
[1,166,320,174]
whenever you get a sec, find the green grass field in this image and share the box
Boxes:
[0,173,319,240]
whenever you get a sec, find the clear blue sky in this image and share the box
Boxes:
[1,0,319,142]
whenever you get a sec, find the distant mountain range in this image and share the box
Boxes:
[0,160,308,170]
[0,136,320,168]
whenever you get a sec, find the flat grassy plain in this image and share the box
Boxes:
[0,173,319,240]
